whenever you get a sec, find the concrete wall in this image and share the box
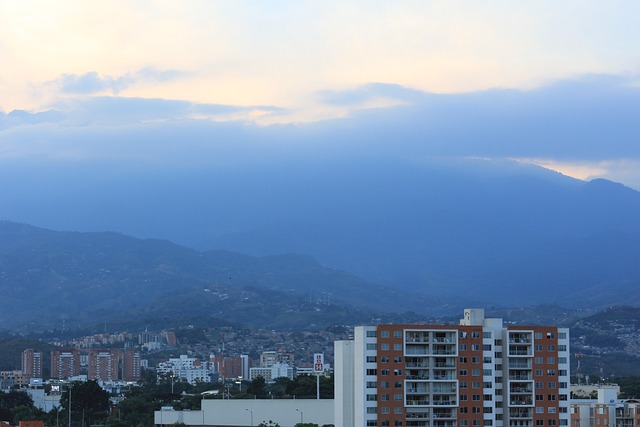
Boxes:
[155,398,334,427]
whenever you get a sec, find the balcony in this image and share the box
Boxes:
[407,422,430,427]
[509,398,533,406]
[406,398,431,406]
[509,408,533,418]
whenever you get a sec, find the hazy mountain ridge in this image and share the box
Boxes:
[0,221,428,330]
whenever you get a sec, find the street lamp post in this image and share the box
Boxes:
[295,408,303,425]
[245,408,253,426]
[68,384,72,427]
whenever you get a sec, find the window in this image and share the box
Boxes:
[381,381,390,388]
[558,357,567,364]
[560,394,568,401]
[394,394,403,401]
[367,344,377,350]
[535,357,543,364]
[548,382,557,388]
[535,332,543,339]
[484,394,493,401]
[460,331,468,338]
[366,394,377,401]
[548,420,557,426]
[394,356,403,363]
[472,369,481,376]
[460,394,468,401]
[548,407,557,414]
[460,369,468,376]
[472,344,480,351]
[472,331,481,338]
[495,340,502,346]
[473,394,481,401]
[547,332,555,339]
[484,420,493,426]
[472,356,480,364]
[380,420,389,426]
[536,394,544,401]
[394,330,402,338]
[460,381,468,388]
[558,345,567,352]
[381,356,389,363]
[559,332,567,339]
[548,394,556,401]
[483,344,492,351]
[380,330,389,338]
[381,394,390,401]
[559,382,567,388]
[473,420,481,426]
[367,356,377,363]
[367,421,377,426]
[393,369,403,376]
[473,381,481,388]
[484,406,493,413]
[460,344,467,351]
[367,330,377,337]
[394,343,403,351]
[547,357,556,364]
[536,421,544,426]
[381,407,390,414]
[547,369,557,376]
[483,369,492,376]
[484,332,492,338]
[559,370,567,376]
[536,407,544,414]
[367,407,377,414]
[394,420,402,426]
[460,357,468,363]
[394,407,403,414]
[367,381,377,388]
[472,407,481,413]
[535,345,543,351]
[394,381,403,388]
[548,345,555,351]
[381,369,390,375]
[366,369,377,375]
[536,382,543,388]
[535,369,543,376]
[460,407,468,414]
[381,344,390,350]
[484,382,493,389]
[461,421,468,426]
[483,356,492,363]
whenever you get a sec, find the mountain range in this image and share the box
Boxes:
[1,157,640,325]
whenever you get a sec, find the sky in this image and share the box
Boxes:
[1,1,640,189]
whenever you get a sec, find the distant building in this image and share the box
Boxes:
[21,349,43,379]
[88,349,120,381]
[335,308,571,427]
[249,363,295,383]
[51,350,81,380]
[212,355,252,381]
[122,349,141,381]
[157,355,213,385]
[570,385,640,427]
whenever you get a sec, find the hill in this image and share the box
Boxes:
[0,221,430,331]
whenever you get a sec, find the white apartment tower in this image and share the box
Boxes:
[335,308,570,427]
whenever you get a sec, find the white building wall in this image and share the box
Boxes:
[155,398,333,427]
[335,340,354,427]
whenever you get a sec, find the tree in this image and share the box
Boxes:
[247,376,267,398]
[0,390,34,422]
[60,381,110,426]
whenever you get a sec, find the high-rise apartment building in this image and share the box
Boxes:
[88,349,120,381]
[122,349,141,381]
[21,349,43,379]
[51,350,81,380]
[335,308,570,427]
